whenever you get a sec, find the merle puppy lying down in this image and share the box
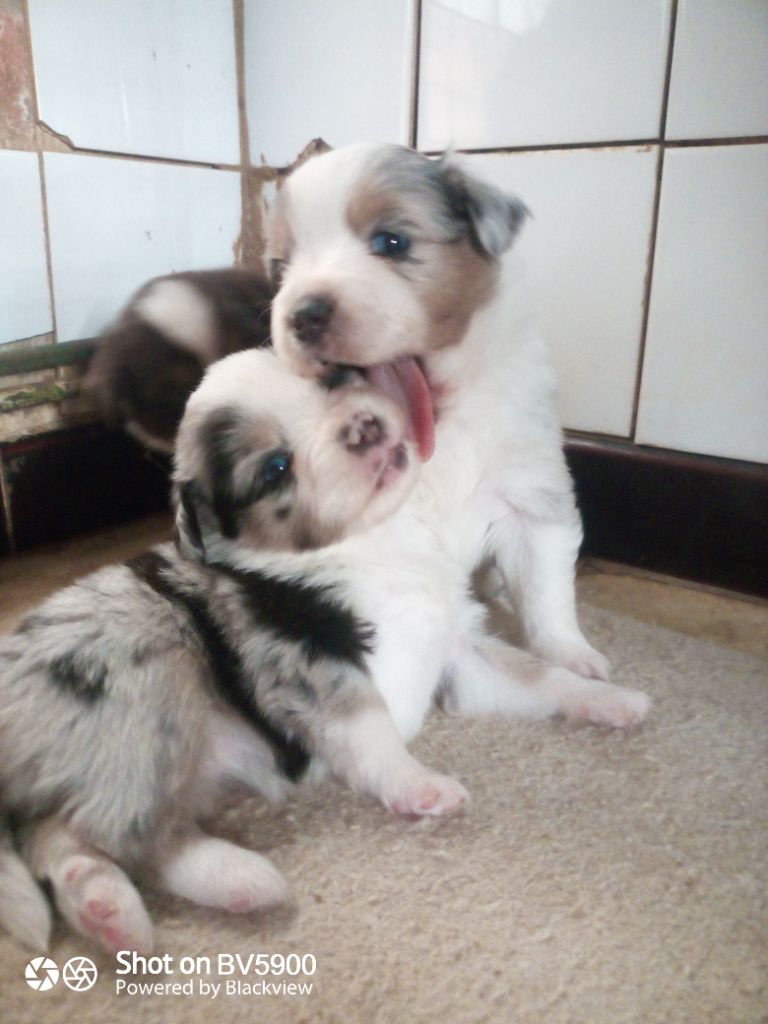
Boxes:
[0,348,457,955]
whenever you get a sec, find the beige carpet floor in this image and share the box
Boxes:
[0,565,766,1023]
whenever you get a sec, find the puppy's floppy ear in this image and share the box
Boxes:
[174,480,215,562]
[438,159,529,258]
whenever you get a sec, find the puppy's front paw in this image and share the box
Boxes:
[564,681,651,729]
[56,855,154,955]
[386,771,469,817]
[533,636,611,682]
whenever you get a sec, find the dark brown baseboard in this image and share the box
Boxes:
[0,424,171,555]
[566,438,768,599]
[1,426,765,600]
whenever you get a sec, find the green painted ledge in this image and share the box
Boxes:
[0,339,97,378]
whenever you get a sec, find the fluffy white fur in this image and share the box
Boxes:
[257,142,650,750]
[135,278,218,361]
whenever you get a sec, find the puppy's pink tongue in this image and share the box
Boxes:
[367,357,435,460]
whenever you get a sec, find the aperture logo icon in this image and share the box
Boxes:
[25,957,59,991]
[25,955,98,993]
[62,956,98,992]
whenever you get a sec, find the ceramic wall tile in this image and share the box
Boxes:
[418,0,672,151]
[666,0,768,140]
[244,0,415,166]
[27,0,239,164]
[43,153,242,343]
[636,145,768,464]
[0,150,53,344]
[469,147,657,436]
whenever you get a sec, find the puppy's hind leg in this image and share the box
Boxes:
[156,827,288,914]
[491,509,611,681]
[0,824,52,950]
[23,818,153,954]
[446,633,650,729]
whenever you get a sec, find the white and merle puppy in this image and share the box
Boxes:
[0,348,467,956]
[264,143,650,745]
[84,268,274,451]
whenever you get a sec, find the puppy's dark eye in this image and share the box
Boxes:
[370,231,412,260]
[261,450,292,490]
[269,258,288,287]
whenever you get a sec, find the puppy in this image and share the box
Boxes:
[83,268,274,451]
[264,142,650,744]
[0,348,467,956]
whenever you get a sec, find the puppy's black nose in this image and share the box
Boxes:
[291,296,334,345]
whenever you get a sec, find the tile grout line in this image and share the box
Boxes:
[629,0,679,441]
[665,135,768,148]
[20,0,58,354]
[232,0,251,266]
[421,135,768,159]
[233,0,251,175]
[409,0,423,149]
[629,143,666,441]
[34,140,243,173]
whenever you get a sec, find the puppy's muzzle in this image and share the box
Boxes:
[291,295,334,346]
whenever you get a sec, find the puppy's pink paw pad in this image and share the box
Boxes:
[59,865,154,954]
[390,774,469,817]
[227,892,261,913]
[219,864,289,912]
[77,907,150,955]
[85,899,116,920]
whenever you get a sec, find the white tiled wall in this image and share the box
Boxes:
[666,0,768,140]
[418,0,672,151]
[470,147,658,436]
[44,154,242,342]
[636,145,768,463]
[244,0,415,166]
[2,1,766,466]
[0,150,52,344]
[27,0,240,164]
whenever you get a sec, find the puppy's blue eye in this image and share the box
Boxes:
[261,451,291,488]
[370,231,412,260]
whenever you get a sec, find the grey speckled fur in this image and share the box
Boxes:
[0,346,438,954]
[0,544,376,865]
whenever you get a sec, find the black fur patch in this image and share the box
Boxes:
[218,565,376,670]
[126,550,309,781]
[17,613,88,635]
[47,651,106,703]
[176,480,207,560]
[201,409,244,540]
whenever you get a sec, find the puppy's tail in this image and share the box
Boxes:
[0,817,52,950]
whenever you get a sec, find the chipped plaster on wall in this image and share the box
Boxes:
[3,7,350,442]
[0,0,35,150]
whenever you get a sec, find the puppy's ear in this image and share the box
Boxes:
[438,159,529,258]
[174,480,213,562]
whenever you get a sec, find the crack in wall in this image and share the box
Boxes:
[37,117,75,149]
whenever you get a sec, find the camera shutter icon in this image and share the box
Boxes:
[25,956,60,991]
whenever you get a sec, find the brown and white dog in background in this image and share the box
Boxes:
[83,268,274,451]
